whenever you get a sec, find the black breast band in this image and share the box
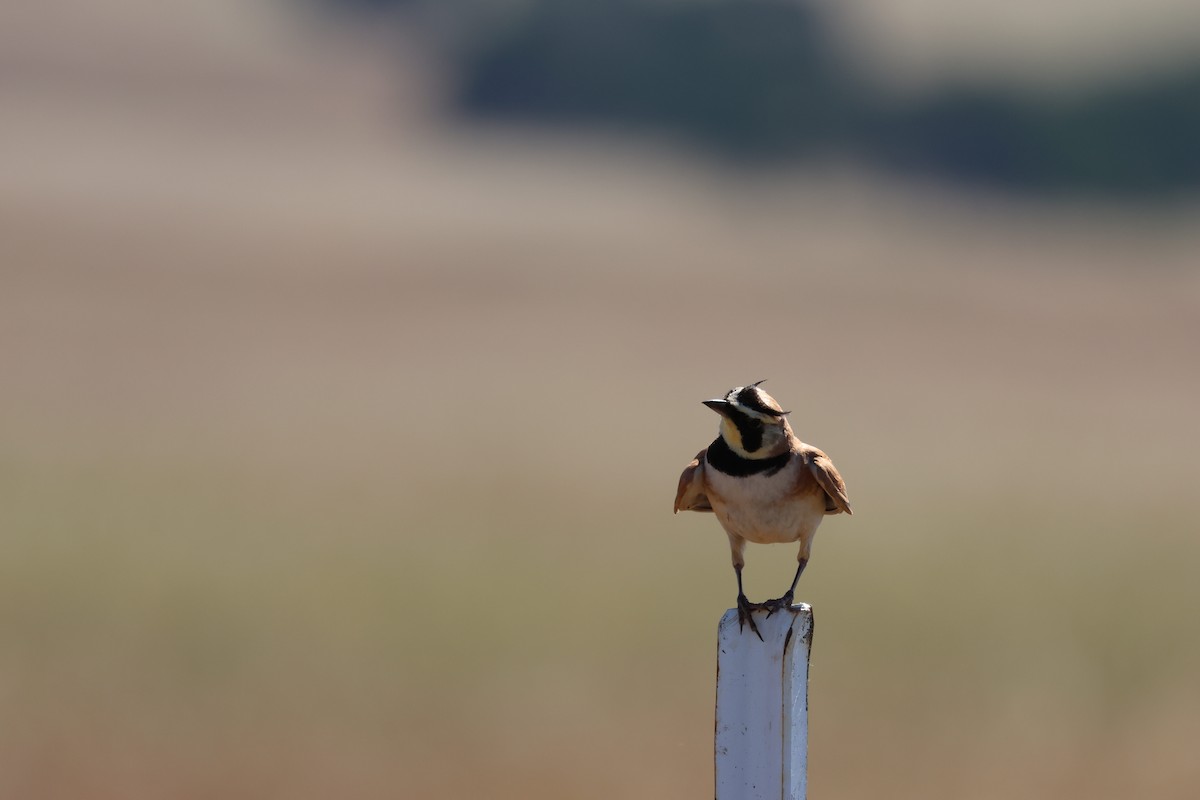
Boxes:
[706,437,791,477]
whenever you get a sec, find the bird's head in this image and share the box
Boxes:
[703,381,793,458]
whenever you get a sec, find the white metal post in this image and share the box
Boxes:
[715,604,813,800]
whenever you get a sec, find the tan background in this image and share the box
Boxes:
[3,2,1199,797]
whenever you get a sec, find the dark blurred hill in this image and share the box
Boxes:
[865,70,1200,196]
[321,0,1200,198]
[457,0,862,158]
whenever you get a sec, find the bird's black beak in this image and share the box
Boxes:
[702,399,732,416]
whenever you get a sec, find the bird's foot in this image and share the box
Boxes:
[762,590,795,617]
[736,593,764,641]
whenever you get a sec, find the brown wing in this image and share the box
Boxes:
[674,448,714,513]
[806,448,853,515]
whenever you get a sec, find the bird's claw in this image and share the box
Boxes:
[736,593,764,641]
[762,591,795,617]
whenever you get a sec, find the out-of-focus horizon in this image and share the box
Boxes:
[444,0,1200,196]
[3,1,1199,798]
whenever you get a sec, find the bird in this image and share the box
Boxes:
[674,381,852,640]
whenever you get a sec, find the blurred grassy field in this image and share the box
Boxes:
[3,2,1200,798]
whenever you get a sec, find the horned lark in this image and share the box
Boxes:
[674,382,852,639]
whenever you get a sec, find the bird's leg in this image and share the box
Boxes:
[735,564,763,641]
[764,557,807,615]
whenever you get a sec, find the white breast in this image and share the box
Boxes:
[706,458,826,545]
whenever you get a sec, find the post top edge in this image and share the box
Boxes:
[718,603,814,637]
[719,603,812,618]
